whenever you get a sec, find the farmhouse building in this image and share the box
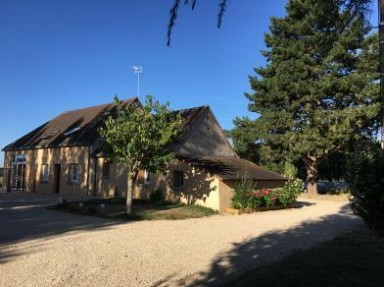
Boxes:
[2,98,286,211]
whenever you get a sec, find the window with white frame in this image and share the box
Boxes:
[144,170,151,185]
[12,154,26,163]
[40,164,49,182]
[68,164,80,183]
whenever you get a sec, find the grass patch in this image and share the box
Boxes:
[50,198,217,221]
[224,230,384,287]
[108,203,218,221]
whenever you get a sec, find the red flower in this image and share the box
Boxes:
[262,188,269,196]
[255,190,260,198]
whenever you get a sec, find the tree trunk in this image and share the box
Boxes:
[126,171,139,215]
[380,0,384,149]
[306,154,318,195]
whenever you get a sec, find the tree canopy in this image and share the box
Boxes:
[231,0,379,193]
[98,96,183,213]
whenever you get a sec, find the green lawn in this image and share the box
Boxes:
[224,230,384,287]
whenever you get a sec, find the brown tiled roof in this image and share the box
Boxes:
[3,98,138,150]
[3,98,209,151]
[179,156,287,181]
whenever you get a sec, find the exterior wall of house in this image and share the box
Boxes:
[94,158,222,211]
[163,160,221,211]
[94,160,167,200]
[4,147,92,196]
[174,108,236,157]
[94,159,126,198]
[218,180,234,213]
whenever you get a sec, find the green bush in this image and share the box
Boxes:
[85,205,98,215]
[231,172,303,210]
[68,203,79,212]
[345,142,384,233]
[231,162,304,210]
[231,177,257,209]
[256,188,279,207]
[277,178,304,206]
[150,188,164,203]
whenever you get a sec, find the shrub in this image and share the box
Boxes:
[231,177,257,209]
[85,205,98,215]
[345,142,384,234]
[277,178,304,206]
[257,188,279,207]
[150,188,164,203]
[68,203,79,212]
[231,164,303,210]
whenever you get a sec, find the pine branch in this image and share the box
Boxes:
[338,0,372,17]
[191,0,197,10]
[167,0,181,46]
[217,0,227,28]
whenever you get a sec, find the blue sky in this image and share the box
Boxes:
[0,0,378,166]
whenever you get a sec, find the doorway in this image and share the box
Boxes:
[53,164,61,194]
[10,154,26,192]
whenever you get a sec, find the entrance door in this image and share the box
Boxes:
[10,154,26,192]
[53,164,61,194]
[11,163,26,192]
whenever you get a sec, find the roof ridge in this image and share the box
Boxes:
[177,105,209,113]
[60,97,137,115]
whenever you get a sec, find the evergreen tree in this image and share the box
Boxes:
[244,0,379,194]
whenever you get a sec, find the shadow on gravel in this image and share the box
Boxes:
[0,197,124,264]
[167,204,364,287]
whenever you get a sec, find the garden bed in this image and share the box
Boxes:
[226,204,294,215]
[48,198,217,220]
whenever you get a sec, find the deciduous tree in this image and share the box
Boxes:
[98,96,183,214]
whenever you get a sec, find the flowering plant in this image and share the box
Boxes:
[251,188,280,207]
[231,172,303,210]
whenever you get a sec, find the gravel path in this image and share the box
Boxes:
[0,194,365,287]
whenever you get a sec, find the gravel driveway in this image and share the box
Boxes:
[0,193,365,287]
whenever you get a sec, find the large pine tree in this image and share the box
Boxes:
[244,0,379,194]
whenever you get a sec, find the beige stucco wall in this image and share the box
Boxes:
[4,147,91,196]
[95,159,126,198]
[163,160,221,211]
[218,180,234,213]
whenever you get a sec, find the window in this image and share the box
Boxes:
[12,154,26,163]
[102,161,110,178]
[40,164,49,182]
[173,170,184,188]
[144,170,151,185]
[68,164,80,183]
[63,127,81,136]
